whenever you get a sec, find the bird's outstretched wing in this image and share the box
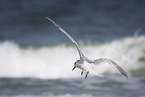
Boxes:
[46,17,85,59]
[93,58,128,78]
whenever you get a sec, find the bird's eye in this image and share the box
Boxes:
[74,60,79,65]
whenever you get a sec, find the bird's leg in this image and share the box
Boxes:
[85,71,89,78]
[72,66,76,71]
[81,71,83,75]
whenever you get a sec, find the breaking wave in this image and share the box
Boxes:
[0,35,145,79]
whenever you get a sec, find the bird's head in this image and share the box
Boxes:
[74,60,80,65]
[72,60,80,71]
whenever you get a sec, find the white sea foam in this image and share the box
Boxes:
[0,35,144,79]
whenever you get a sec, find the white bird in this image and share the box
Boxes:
[46,17,128,78]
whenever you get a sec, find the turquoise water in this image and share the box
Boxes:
[0,0,145,97]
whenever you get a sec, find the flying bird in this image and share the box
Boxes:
[46,17,128,78]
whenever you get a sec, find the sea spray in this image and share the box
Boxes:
[0,35,145,79]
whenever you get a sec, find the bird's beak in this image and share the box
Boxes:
[72,66,76,71]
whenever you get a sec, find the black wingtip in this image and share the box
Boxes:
[122,73,128,78]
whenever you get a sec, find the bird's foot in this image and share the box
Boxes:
[72,66,76,71]
[81,71,83,75]
[85,71,89,78]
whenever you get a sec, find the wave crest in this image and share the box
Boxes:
[0,35,145,79]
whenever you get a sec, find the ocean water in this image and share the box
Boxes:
[0,0,145,97]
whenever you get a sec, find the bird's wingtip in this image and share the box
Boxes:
[122,73,128,78]
[46,17,51,20]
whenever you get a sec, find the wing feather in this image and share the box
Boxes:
[93,58,128,78]
[46,17,84,59]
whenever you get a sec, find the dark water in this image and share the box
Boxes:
[0,0,145,45]
[0,0,145,97]
[1,78,123,96]
[0,76,145,97]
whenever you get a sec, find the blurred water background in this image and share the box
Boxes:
[0,0,145,97]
